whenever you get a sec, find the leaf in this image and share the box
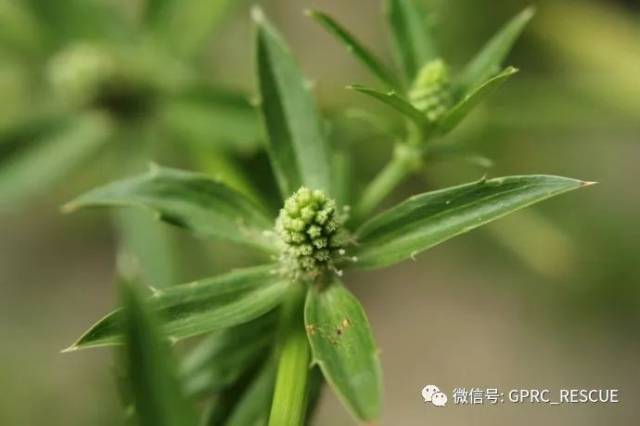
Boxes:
[225,361,276,426]
[159,85,263,201]
[116,209,178,289]
[303,366,325,423]
[0,0,43,56]
[147,0,232,56]
[428,143,495,169]
[268,285,311,426]
[330,146,351,208]
[0,112,112,209]
[143,0,172,28]
[437,66,518,135]
[305,278,382,421]
[64,166,277,253]
[386,0,438,82]
[160,85,261,154]
[201,382,253,426]
[189,148,263,206]
[348,84,427,127]
[457,7,535,92]
[65,265,290,350]
[0,110,68,158]
[353,175,592,269]
[254,8,332,198]
[180,316,274,396]
[24,0,124,45]
[306,10,399,89]
[120,278,198,426]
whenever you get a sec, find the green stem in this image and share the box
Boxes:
[353,142,423,222]
[268,285,311,426]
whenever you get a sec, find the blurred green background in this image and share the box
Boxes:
[1,0,639,424]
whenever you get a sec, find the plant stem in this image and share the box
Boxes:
[268,285,311,426]
[353,141,423,222]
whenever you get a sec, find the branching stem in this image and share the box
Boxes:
[353,121,425,222]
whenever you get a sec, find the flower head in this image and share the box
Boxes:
[276,187,348,278]
[408,58,453,122]
[47,43,119,108]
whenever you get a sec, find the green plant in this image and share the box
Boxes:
[0,0,261,288]
[308,2,535,221]
[63,3,593,425]
[0,0,258,209]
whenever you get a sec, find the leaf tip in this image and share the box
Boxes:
[580,180,598,187]
[304,9,317,18]
[147,161,161,176]
[61,344,79,354]
[523,5,538,21]
[505,66,519,75]
[251,5,265,24]
[61,201,79,214]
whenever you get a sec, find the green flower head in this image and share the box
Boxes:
[408,58,453,122]
[47,43,118,108]
[276,187,348,278]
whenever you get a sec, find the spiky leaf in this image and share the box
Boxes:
[120,279,198,426]
[225,361,276,426]
[386,0,438,81]
[305,279,382,421]
[457,7,534,92]
[307,10,398,88]
[353,175,591,268]
[254,8,332,198]
[66,265,290,350]
[438,66,518,135]
[64,166,276,253]
[349,84,428,128]
[180,317,274,396]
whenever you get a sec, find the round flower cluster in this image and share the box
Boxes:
[408,59,453,122]
[276,187,347,278]
[47,43,119,108]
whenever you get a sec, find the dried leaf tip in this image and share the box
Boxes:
[251,6,265,23]
[147,162,161,175]
[504,66,519,75]
[521,5,537,21]
[60,344,79,354]
[60,202,77,214]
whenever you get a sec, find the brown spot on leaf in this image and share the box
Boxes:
[335,317,351,337]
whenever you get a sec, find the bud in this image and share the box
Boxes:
[408,59,453,122]
[47,43,118,108]
[276,187,348,278]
